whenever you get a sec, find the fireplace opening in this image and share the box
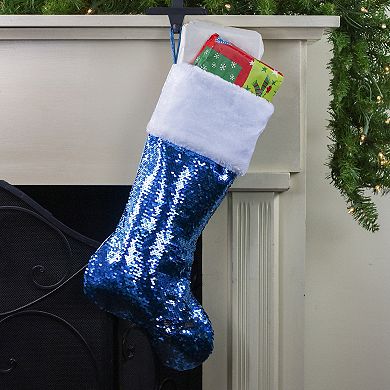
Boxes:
[0,182,202,390]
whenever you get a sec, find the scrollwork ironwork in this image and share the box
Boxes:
[0,265,87,317]
[0,357,16,374]
[0,310,100,385]
[121,324,138,361]
[0,206,72,291]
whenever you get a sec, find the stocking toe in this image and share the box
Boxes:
[150,309,214,371]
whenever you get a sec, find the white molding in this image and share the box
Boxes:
[231,192,279,390]
[231,172,290,192]
[0,15,339,40]
[0,15,340,28]
[202,192,280,390]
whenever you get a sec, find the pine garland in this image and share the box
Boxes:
[0,0,389,232]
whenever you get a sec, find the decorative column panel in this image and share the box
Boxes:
[231,192,279,390]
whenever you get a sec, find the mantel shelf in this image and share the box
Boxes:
[231,172,290,192]
[0,15,340,40]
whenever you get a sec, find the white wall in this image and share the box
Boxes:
[305,36,390,390]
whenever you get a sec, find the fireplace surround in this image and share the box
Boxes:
[0,14,340,390]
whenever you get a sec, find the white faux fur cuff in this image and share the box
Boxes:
[146,63,274,175]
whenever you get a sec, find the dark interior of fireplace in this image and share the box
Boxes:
[0,181,202,390]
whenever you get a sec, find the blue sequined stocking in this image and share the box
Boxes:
[83,134,236,371]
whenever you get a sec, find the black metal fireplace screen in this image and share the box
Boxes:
[0,181,202,390]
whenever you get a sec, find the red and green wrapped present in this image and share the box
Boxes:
[193,33,284,102]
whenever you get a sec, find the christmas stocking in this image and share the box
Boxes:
[83,62,274,371]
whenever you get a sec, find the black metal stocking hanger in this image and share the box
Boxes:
[146,0,207,34]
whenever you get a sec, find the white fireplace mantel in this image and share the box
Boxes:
[0,15,339,390]
[0,14,339,40]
